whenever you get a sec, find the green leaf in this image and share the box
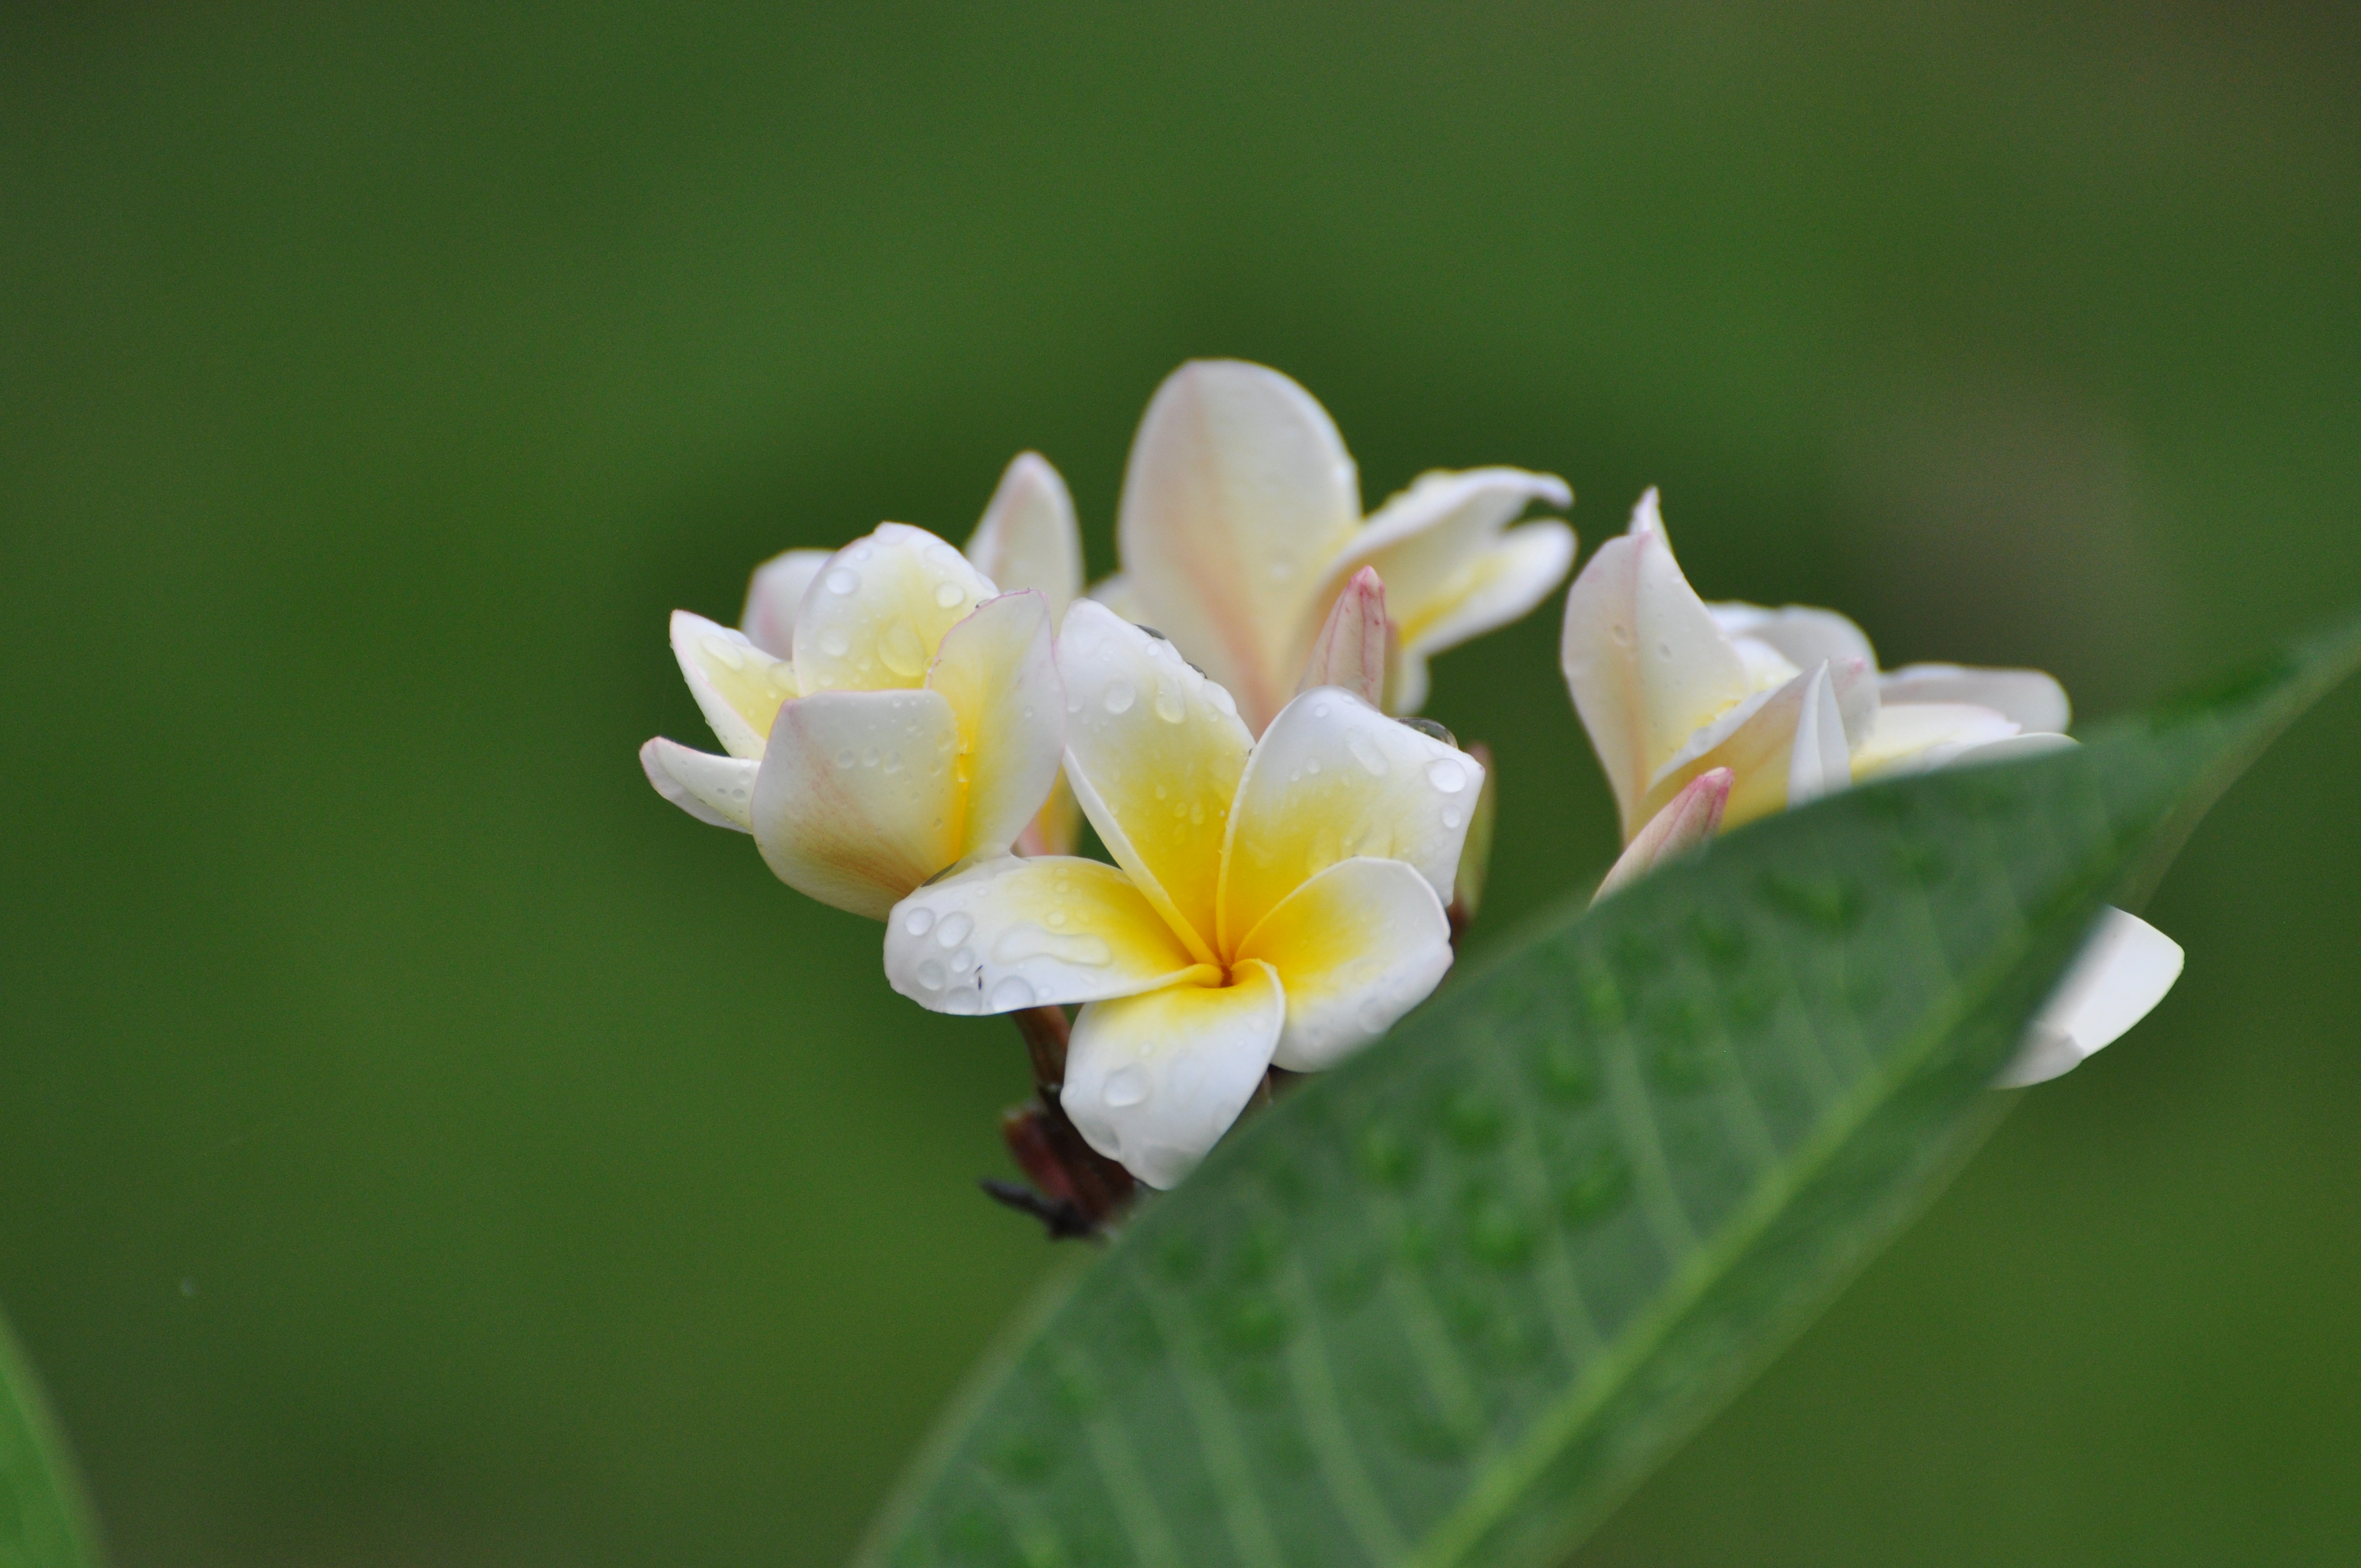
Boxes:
[858,612,2361,1568]
[0,1311,104,1568]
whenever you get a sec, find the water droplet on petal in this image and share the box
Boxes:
[879,619,928,679]
[834,749,856,769]
[1104,1067,1151,1108]
[1103,680,1136,715]
[826,568,861,595]
[903,907,935,937]
[819,627,852,657]
[1443,807,1465,829]
[1427,758,1467,793]
[934,580,966,609]
[935,912,975,949]
[1312,699,1332,719]
[989,976,1036,1010]
[1347,731,1390,777]
[916,960,946,990]
[1154,685,1186,723]
[945,987,982,1016]
[1305,758,1321,775]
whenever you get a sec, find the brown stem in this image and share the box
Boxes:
[993,1006,1134,1235]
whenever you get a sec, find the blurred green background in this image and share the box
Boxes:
[3,2,2357,1564]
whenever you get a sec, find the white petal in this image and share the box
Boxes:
[1218,688,1482,951]
[1310,469,1575,684]
[964,453,1084,623]
[1062,961,1285,1189]
[1056,601,1254,962]
[791,522,1000,695]
[1881,664,2070,736]
[748,688,963,919]
[883,856,1211,1015]
[1086,572,1150,625]
[670,611,799,760]
[1116,361,1363,734]
[1709,602,1879,674]
[923,591,1064,861]
[1785,663,1852,807]
[1852,702,2025,779]
[1234,857,1453,1072]
[639,737,758,831]
[1560,489,1755,837]
[740,548,833,660]
[1997,908,2183,1087]
[1641,657,1874,835]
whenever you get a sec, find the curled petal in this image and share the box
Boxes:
[1998,907,2183,1087]
[1560,489,1755,837]
[1785,663,1853,808]
[639,737,758,832]
[1881,663,2071,736]
[749,688,962,919]
[925,591,1064,861]
[883,856,1211,1015]
[1236,857,1453,1071]
[1057,602,1253,962]
[740,548,832,660]
[965,453,1084,622]
[1218,688,1482,951]
[1709,602,1879,677]
[1062,961,1286,1189]
[1296,565,1391,709]
[1852,702,2025,780]
[792,523,1000,695]
[1641,658,1873,835]
[1593,767,1732,903]
[670,611,799,759]
[1117,361,1363,734]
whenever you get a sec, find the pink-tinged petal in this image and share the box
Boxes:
[669,611,799,759]
[749,688,963,919]
[1061,961,1286,1189]
[1997,907,2183,1087]
[883,856,1210,1015]
[923,590,1064,862]
[1056,602,1254,963]
[639,738,758,832]
[1560,489,1755,838]
[1296,566,1391,709]
[1880,663,2071,736]
[1709,602,1879,675]
[1218,688,1482,952]
[791,522,1000,695]
[964,453,1084,623]
[1117,361,1363,734]
[1592,767,1732,903]
[1641,658,1874,835]
[1234,857,1454,1072]
[740,548,832,660]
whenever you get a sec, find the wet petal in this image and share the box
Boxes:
[964,453,1084,622]
[1235,857,1452,1072]
[1218,687,1482,951]
[792,522,1000,695]
[1062,961,1285,1189]
[1296,565,1390,709]
[1881,663,2071,736]
[1057,601,1253,962]
[1998,908,2183,1087]
[1086,572,1150,625]
[740,548,832,660]
[749,688,962,919]
[639,737,758,832]
[883,855,1210,1015]
[1117,361,1363,733]
[924,591,1064,861]
[1593,767,1731,903]
[1560,489,1755,837]
[670,611,800,759]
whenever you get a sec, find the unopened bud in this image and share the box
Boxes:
[1593,767,1733,905]
[1299,567,1392,709]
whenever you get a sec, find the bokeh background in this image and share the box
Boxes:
[4,3,2358,1564]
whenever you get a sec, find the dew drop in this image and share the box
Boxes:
[945,987,982,1015]
[833,748,856,769]
[1103,680,1136,715]
[879,619,928,679]
[1607,622,1634,647]
[950,947,980,976]
[1443,807,1465,829]
[819,627,851,657]
[861,747,879,767]
[989,976,1037,1011]
[903,907,936,937]
[1312,699,1332,719]
[704,638,747,671]
[915,960,946,990]
[934,580,966,609]
[1046,910,1068,928]
[1205,685,1237,717]
[1103,1066,1151,1108]
[1154,685,1186,723]
[1427,758,1468,793]
[934,911,975,949]
[1347,731,1390,777]
[826,568,861,595]
[1305,758,1321,775]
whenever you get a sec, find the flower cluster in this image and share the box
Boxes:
[640,361,2180,1220]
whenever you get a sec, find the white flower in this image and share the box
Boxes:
[884,602,1483,1187]
[1560,488,2180,1086]
[1095,360,1576,734]
[639,523,1064,919]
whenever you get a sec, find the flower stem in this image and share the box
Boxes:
[986,1006,1134,1238]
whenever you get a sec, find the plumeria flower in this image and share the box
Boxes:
[639,522,1064,919]
[884,601,1484,1188]
[1562,488,2181,1086]
[1093,360,1576,734]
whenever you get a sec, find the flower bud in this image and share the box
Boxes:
[1592,767,1733,904]
[1298,566,1392,710]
